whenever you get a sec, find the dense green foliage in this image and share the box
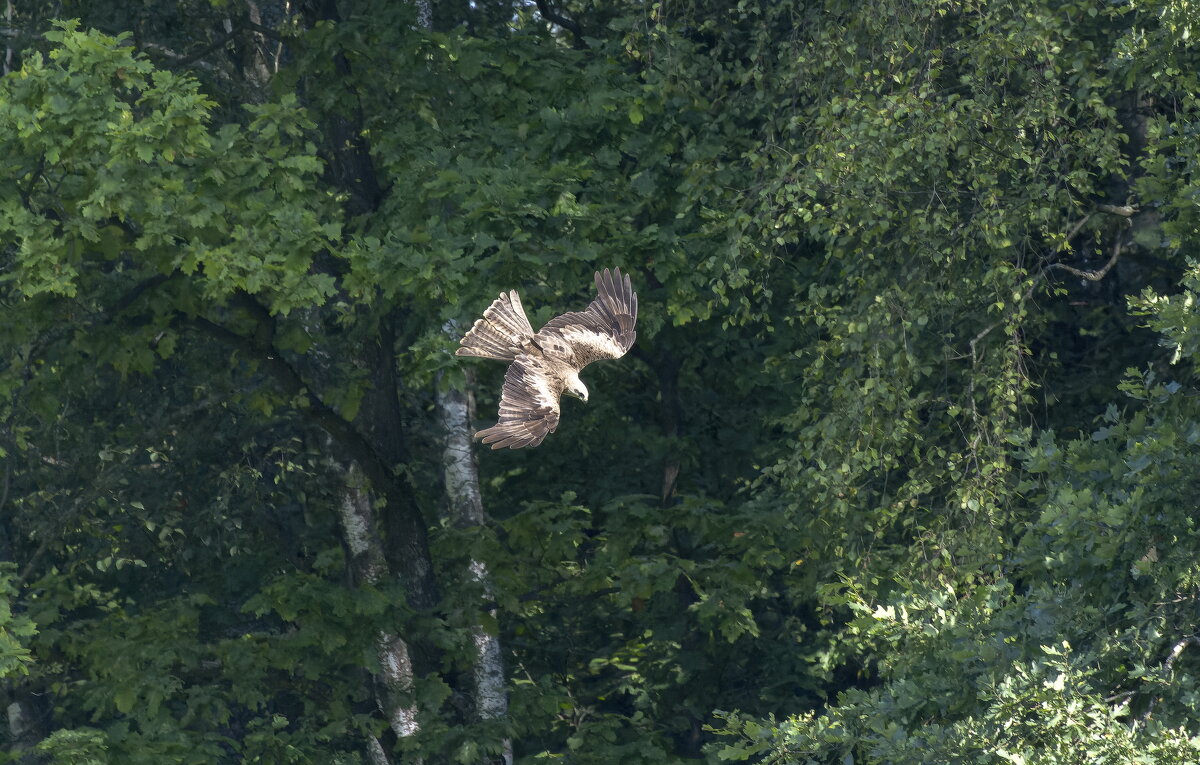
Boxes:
[2,0,1200,762]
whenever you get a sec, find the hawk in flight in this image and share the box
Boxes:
[456,268,638,449]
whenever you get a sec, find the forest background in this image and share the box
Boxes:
[3,0,1200,763]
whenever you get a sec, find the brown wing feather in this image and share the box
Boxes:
[456,290,536,361]
[536,267,638,370]
[474,354,562,449]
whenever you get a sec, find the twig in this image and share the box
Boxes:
[1063,214,1091,244]
[16,537,50,588]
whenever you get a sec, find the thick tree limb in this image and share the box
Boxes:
[1097,203,1136,217]
[1142,635,1200,720]
[1162,635,1200,676]
[366,737,391,765]
[187,303,439,612]
[186,312,400,508]
[110,273,172,315]
[142,39,233,74]
[534,0,587,48]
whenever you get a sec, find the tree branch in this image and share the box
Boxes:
[187,300,440,612]
[141,17,290,73]
[110,273,172,315]
[1063,214,1091,244]
[142,40,233,74]
[1096,203,1136,217]
[1163,635,1200,676]
[238,18,292,44]
[1048,239,1123,282]
[186,312,396,498]
[1143,635,1200,720]
[534,0,587,48]
[972,232,1125,359]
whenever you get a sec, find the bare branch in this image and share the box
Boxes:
[238,18,293,44]
[1097,203,1136,217]
[1163,636,1200,676]
[141,41,230,75]
[1142,635,1200,721]
[1048,239,1123,282]
[140,16,291,74]
[534,0,587,48]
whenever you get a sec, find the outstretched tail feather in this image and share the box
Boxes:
[474,410,557,449]
[455,290,536,361]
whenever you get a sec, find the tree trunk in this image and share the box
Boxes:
[336,463,420,761]
[6,696,48,764]
[239,1,275,100]
[414,0,432,31]
[437,357,512,765]
[4,1,13,76]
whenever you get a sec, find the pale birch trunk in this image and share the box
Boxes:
[414,0,432,31]
[6,698,42,758]
[241,1,275,99]
[438,350,513,765]
[4,1,13,76]
[336,464,420,762]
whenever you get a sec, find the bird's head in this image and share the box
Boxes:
[564,373,589,403]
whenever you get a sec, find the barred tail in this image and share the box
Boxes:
[455,290,536,361]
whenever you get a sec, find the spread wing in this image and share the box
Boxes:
[474,354,562,449]
[535,267,638,371]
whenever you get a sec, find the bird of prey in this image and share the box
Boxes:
[455,268,638,449]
